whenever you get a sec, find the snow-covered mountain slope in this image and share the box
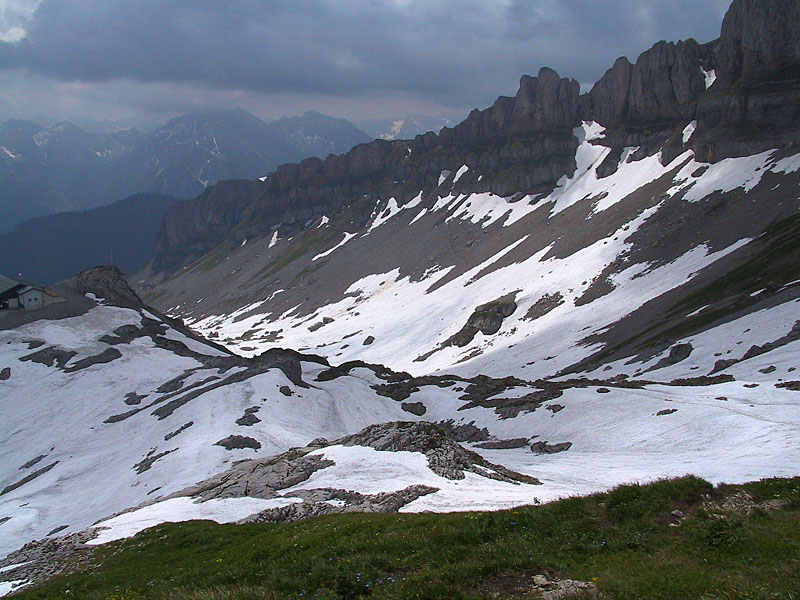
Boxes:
[1,287,798,567]
[139,120,800,381]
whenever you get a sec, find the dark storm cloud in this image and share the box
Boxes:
[1,0,728,112]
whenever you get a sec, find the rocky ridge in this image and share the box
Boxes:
[149,0,800,274]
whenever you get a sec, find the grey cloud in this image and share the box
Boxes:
[1,1,729,115]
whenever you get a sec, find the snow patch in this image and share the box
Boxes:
[702,67,717,89]
[88,496,302,545]
[312,232,357,261]
[682,120,697,144]
[669,150,777,202]
[452,164,469,184]
[0,580,28,597]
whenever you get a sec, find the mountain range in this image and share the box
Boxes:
[0,109,372,233]
[1,0,799,596]
[357,114,461,141]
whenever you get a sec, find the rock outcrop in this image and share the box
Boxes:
[338,421,539,484]
[716,0,800,82]
[57,265,144,310]
[588,39,711,128]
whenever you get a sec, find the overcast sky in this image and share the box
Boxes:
[0,0,731,127]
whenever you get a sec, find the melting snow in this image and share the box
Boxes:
[88,497,302,545]
[452,164,469,184]
[702,67,717,89]
[669,150,780,202]
[0,580,28,597]
[312,232,357,261]
[682,120,697,144]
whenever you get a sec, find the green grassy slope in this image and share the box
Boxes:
[14,477,800,600]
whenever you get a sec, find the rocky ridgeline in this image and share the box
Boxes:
[150,0,800,274]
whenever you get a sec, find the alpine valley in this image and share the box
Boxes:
[1,0,799,597]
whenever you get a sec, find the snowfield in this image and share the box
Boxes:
[177,122,800,384]
[1,300,798,566]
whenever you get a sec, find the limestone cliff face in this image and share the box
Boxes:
[716,0,800,82]
[154,180,264,271]
[154,67,585,271]
[152,0,800,275]
[446,68,581,142]
[588,40,711,128]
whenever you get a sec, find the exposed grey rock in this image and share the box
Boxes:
[19,454,47,470]
[596,387,610,394]
[461,387,563,419]
[656,408,678,416]
[530,441,572,454]
[710,358,738,374]
[647,343,693,373]
[362,335,375,345]
[215,435,262,451]
[164,421,193,441]
[475,438,529,450]
[401,401,427,416]
[446,295,518,347]
[338,421,539,484]
[63,347,122,373]
[124,391,147,405]
[308,320,329,332]
[0,366,9,380]
[241,485,438,524]
[372,373,460,401]
[156,370,194,393]
[668,374,735,386]
[59,265,144,310]
[279,385,294,396]
[776,381,800,391]
[133,449,175,474]
[1,461,59,496]
[19,347,77,369]
[535,576,602,600]
[181,450,334,501]
[524,292,565,321]
[717,0,800,82]
[46,525,69,536]
[0,530,98,591]
[236,406,262,426]
[436,419,490,442]
[546,404,565,414]
[100,319,168,345]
